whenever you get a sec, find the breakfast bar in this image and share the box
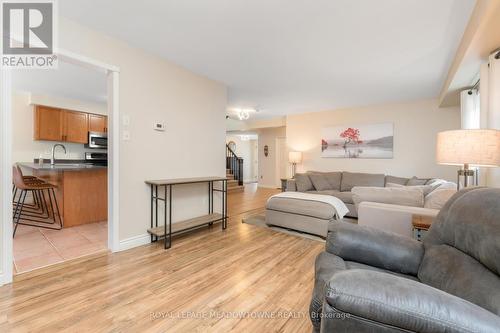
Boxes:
[145,177,228,249]
[19,162,108,227]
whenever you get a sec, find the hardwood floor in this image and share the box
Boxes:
[0,184,324,332]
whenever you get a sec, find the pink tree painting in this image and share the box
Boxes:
[321,123,393,158]
[339,127,362,148]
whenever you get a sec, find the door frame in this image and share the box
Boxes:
[275,137,288,187]
[0,48,120,285]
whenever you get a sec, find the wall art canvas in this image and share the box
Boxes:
[321,123,393,158]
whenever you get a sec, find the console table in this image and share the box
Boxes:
[145,176,228,249]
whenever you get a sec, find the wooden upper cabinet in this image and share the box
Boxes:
[34,105,91,144]
[63,110,88,143]
[88,114,107,133]
[34,106,64,141]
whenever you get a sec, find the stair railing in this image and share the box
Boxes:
[226,144,244,186]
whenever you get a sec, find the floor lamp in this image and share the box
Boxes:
[289,151,302,178]
[436,129,500,189]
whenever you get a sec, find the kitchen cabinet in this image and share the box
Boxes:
[34,105,102,144]
[63,110,88,143]
[88,114,108,133]
[34,106,64,141]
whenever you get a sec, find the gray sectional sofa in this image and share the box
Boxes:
[286,171,435,218]
[310,187,500,332]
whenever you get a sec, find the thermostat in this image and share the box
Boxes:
[153,122,166,131]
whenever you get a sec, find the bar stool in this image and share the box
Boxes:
[12,165,63,237]
[13,174,47,214]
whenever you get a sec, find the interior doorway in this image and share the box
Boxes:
[1,50,120,285]
[225,132,258,184]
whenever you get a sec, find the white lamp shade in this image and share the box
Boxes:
[289,151,302,164]
[436,129,500,167]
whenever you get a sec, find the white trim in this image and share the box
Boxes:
[1,68,13,285]
[119,234,150,252]
[107,71,120,252]
[1,51,120,285]
[57,48,120,73]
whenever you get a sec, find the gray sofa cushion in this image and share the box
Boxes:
[310,251,346,330]
[341,172,385,192]
[422,187,500,315]
[294,173,314,192]
[310,252,417,332]
[266,197,338,220]
[306,190,354,204]
[324,270,500,333]
[386,182,435,196]
[331,191,354,204]
[419,244,500,316]
[308,172,342,191]
[425,188,500,276]
[385,175,409,186]
[352,186,424,207]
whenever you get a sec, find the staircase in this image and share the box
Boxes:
[226,169,244,193]
[226,144,244,193]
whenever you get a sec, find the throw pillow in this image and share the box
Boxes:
[407,176,430,186]
[351,186,424,208]
[309,171,342,191]
[386,182,435,196]
[424,188,457,209]
[309,173,332,191]
[295,173,314,192]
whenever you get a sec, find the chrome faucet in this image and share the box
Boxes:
[51,144,67,165]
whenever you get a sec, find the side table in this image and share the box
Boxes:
[412,214,434,241]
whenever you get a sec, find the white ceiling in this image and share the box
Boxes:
[12,61,107,104]
[60,0,475,118]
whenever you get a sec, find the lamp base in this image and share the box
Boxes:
[457,164,477,189]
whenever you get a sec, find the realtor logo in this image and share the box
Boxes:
[1,0,57,68]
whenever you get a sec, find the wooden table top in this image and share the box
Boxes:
[145,176,227,185]
[412,214,435,230]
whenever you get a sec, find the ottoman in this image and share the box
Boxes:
[265,192,348,238]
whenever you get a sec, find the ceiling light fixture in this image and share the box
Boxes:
[237,109,250,120]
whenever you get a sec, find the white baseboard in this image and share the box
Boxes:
[118,233,151,252]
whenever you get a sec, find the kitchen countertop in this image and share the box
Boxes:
[18,162,107,171]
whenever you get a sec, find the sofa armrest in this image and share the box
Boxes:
[358,202,439,238]
[326,222,423,275]
[322,270,500,333]
[286,179,297,191]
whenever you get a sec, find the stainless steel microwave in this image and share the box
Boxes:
[86,132,108,149]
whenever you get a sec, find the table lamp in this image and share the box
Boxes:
[288,151,302,178]
[436,129,500,188]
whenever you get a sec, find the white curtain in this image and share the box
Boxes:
[460,89,480,129]
[486,51,500,187]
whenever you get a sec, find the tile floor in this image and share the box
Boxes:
[13,221,108,274]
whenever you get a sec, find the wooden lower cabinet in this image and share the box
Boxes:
[33,169,107,227]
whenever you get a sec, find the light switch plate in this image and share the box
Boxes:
[153,122,165,131]
[122,115,130,126]
[122,130,130,141]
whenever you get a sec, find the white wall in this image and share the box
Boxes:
[257,127,286,188]
[7,18,227,246]
[226,135,256,183]
[286,99,460,181]
[12,92,107,162]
